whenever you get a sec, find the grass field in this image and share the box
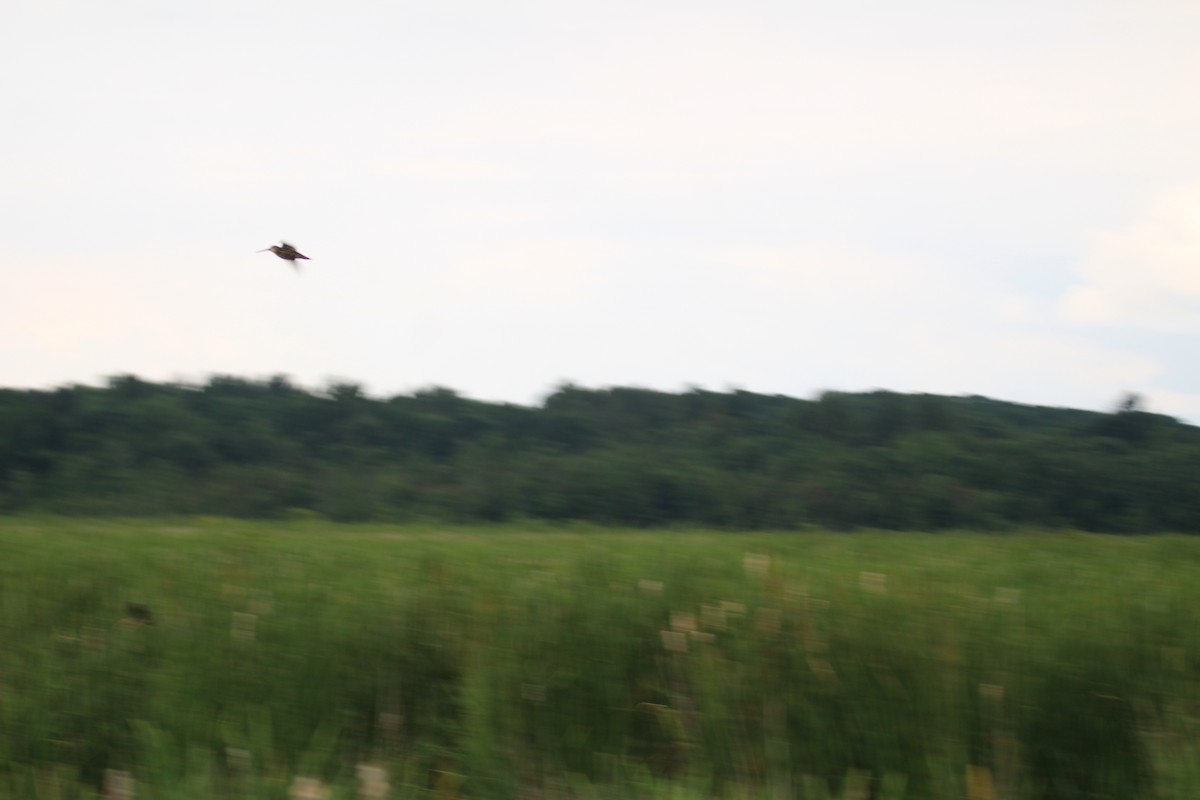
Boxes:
[2,517,1199,799]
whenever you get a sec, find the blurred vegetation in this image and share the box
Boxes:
[1,519,1199,798]
[1,376,1197,532]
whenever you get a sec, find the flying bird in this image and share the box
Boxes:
[258,242,310,271]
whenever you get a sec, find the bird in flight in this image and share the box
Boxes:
[258,242,310,271]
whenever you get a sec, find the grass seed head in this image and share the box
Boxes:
[356,765,389,799]
[103,769,134,800]
[661,629,689,653]
[743,552,771,580]
[670,611,697,633]
[966,765,996,800]
[859,572,888,594]
[290,776,330,800]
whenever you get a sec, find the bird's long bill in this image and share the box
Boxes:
[256,248,271,252]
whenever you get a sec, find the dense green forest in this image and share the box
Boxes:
[1,375,1197,531]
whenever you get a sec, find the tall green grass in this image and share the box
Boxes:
[1,518,1198,798]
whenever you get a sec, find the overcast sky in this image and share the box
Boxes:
[5,0,1200,420]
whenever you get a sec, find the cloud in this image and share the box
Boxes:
[1143,388,1200,421]
[397,8,1200,180]
[0,249,334,388]
[436,240,606,300]
[711,244,1163,412]
[715,245,1006,327]
[179,148,325,187]
[375,157,516,182]
[1061,183,1200,332]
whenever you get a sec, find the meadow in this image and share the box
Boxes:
[1,518,1198,799]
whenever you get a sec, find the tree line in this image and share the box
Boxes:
[1,375,1197,532]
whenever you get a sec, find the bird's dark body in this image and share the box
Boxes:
[258,242,310,268]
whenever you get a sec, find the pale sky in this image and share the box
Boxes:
[5,1,1200,421]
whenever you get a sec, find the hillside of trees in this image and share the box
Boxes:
[1,375,1198,532]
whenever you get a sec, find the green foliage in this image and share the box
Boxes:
[1,520,1200,798]
[2,378,1199,531]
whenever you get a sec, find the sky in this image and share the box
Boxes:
[5,0,1200,421]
